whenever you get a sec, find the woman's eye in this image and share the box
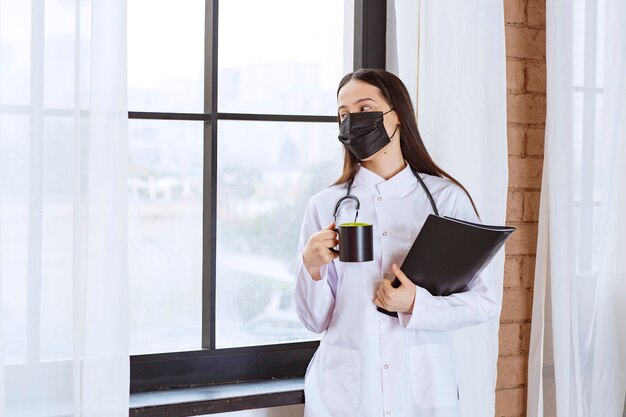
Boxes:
[338,106,371,120]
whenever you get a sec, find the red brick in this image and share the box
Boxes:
[525,127,545,156]
[499,322,524,355]
[505,27,546,60]
[507,59,525,92]
[523,190,541,221]
[497,355,528,389]
[507,94,546,125]
[507,125,526,156]
[496,387,527,416]
[504,256,523,288]
[505,222,539,255]
[499,321,531,355]
[527,0,546,29]
[504,0,526,25]
[507,190,524,222]
[508,157,544,189]
[522,255,537,288]
[520,322,531,353]
[526,60,546,93]
[501,289,533,321]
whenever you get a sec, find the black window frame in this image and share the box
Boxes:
[129,0,386,393]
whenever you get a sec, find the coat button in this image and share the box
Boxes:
[384,364,389,369]
[382,231,388,236]
[386,411,391,415]
[377,196,382,201]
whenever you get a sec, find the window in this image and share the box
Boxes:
[129,0,386,391]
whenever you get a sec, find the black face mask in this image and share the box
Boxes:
[337,109,399,160]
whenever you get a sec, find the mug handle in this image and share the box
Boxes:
[329,227,339,254]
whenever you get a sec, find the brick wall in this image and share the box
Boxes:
[497,0,546,416]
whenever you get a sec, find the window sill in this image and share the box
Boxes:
[129,377,304,417]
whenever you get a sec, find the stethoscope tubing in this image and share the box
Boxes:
[332,167,440,223]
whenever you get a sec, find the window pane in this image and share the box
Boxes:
[0,115,30,363]
[40,117,75,361]
[128,119,203,355]
[0,116,77,362]
[218,0,354,115]
[0,2,31,105]
[43,0,76,109]
[128,0,204,112]
[216,120,344,348]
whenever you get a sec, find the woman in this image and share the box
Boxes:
[293,69,501,417]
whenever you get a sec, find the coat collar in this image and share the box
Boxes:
[353,161,417,195]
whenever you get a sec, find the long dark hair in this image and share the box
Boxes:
[334,69,479,218]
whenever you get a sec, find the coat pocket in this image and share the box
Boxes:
[409,343,458,408]
[321,344,361,413]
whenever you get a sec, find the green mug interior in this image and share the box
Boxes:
[339,222,371,227]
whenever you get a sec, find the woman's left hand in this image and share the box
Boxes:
[374,263,416,313]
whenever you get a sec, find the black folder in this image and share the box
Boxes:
[378,214,516,317]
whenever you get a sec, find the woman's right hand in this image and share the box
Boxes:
[302,222,339,281]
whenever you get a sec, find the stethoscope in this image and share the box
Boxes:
[332,167,440,223]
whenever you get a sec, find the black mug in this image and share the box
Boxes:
[330,222,374,262]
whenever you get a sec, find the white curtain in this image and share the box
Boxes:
[527,0,626,416]
[388,2,508,417]
[0,0,129,416]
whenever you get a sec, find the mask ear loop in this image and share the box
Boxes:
[381,108,399,141]
[388,124,400,140]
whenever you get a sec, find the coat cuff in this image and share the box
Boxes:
[299,254,330,287]
[397,285,434,328]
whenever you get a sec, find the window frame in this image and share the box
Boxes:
[129,0,386,392]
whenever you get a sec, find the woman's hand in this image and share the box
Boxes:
[374,263,416,313]
[302,222,339,281]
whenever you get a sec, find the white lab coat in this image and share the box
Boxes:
[294,163,501,417]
